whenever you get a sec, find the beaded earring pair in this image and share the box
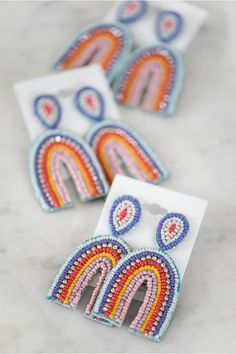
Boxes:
[47,194,189,342]
[116,0,184,44]
[109,194,189,251]
[33,86,105,129]
[53,21,184,115]
[30,121,169,212]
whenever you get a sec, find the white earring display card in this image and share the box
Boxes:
[94,175,208,288]
[14,65,121,141]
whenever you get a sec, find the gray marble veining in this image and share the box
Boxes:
[0,1,236,353]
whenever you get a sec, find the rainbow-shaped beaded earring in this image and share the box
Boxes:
[91,248,180,341]
[90,211,190,341]
[86,121,169,185]
[53,22,133,81]
[47,235,130,319]
[30,129,109,212]
[113,45,184,115]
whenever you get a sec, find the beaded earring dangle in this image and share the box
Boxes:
[109,195,142,237]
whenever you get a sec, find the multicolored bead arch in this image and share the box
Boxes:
[156,212,189,251]
[86,121,169,185]
[109,195,141,237]
[113,45,184,115]
[117,0,147,24]
[92,248,180,341]
[47,235,130,319]
[30,130,109,212]
[53,23,133,80]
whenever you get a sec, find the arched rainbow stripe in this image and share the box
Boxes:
[113,45,183,115]
[86,121,169,185]
[30,130,109,212]
[92,248,180,342]
[53,23,133,80]
[47,235,130,319]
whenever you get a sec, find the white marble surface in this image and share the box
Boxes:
[0,1,236,353]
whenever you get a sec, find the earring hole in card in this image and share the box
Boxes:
[142,202,167,216]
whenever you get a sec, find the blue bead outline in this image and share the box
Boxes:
[155,10,183,43]
[109,194,141,237]
[75,86,105,122]
[33,94,61,129]
[117,0,147,24]
[156,212,189,251]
